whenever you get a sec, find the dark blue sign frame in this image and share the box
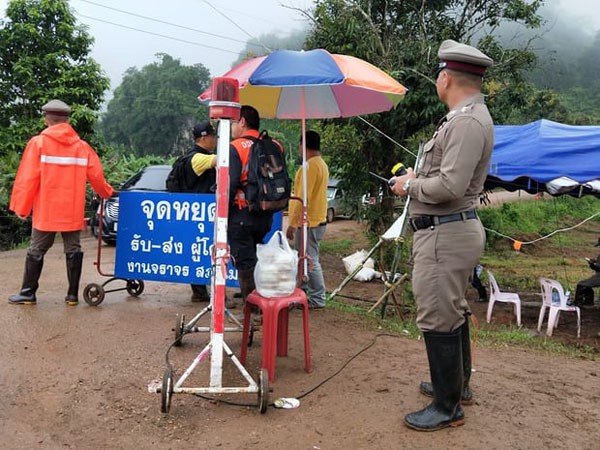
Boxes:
[114,192,281,286]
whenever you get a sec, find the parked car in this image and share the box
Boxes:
[326,179,355,222]
[90,165,171,245]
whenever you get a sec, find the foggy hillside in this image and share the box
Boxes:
[496,2,598,91]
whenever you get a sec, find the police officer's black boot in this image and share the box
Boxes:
[419,318,474,405]
[9,254,44,305]
[65,251,83,305]
[405,327,465,431]
[190,284,209,302]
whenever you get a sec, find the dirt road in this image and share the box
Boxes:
[0,223,598,449]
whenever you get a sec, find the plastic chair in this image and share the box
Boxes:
[486,271,522,326]
[538,277,581,338]
[240,288,312,383]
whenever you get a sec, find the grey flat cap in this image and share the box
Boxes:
[438,40,493,76]
[42,99,71,115]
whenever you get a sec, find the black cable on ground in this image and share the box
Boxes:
[193,332,402,409]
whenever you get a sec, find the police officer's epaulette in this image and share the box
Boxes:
[459,104,474,114]
[445,103,474,123]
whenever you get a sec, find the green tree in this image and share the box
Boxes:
[0,0,109,155]
[302,0,544,231]
[100,54,211,156]
[0,0,109,250]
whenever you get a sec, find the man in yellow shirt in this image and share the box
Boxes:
[286,130,329,308]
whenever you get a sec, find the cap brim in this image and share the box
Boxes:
[43,110,70,116]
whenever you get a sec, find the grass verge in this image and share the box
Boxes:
[321,238,355,255]
[326,295,598,360]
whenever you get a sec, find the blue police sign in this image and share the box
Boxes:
[114,191,281,286]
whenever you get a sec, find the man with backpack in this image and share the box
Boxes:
[166,121,217,302]
[228,105,288,302]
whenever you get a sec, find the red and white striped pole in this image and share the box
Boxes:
[208,78,240,387]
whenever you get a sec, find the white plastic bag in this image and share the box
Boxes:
[342,250,381,282]
[254,231,298,298]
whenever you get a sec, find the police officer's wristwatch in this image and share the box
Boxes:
[402,179,410,192]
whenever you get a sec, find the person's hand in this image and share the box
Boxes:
[16,213,28,221]
[286,226,297,241]
[390,168,415,197]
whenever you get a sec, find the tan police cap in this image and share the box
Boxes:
[438,39,493,76]
[42,99,71,116]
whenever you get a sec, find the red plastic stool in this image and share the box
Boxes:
[240,288,312,382]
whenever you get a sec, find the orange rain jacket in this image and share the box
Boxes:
[10,123,114,232]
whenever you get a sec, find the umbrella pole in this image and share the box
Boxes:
[300,87,309,284]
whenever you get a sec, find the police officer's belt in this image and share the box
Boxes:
[409,209,477,231]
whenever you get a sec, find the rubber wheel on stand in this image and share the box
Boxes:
[126,279,145,296]
[174,314,185,347]
[83,283,105,306]
[258,368,269,414]
[160,369,174,414]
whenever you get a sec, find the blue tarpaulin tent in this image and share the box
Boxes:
[485,119,600,196]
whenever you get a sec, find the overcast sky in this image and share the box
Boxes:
[66,0,313,89]
[0,0,312,92]
[0,0,599,96]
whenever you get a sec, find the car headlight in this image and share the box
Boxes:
[105,199,120,220]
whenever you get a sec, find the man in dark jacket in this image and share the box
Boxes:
[168,121,216,301]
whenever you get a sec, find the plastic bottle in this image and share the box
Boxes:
[273,397,300,409]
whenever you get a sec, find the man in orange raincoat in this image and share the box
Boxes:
[8,99,115,306]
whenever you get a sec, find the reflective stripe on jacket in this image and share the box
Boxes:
[230,131,258,209]
[10,123,114,231]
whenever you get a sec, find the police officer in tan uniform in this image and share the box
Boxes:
[391,40,494,431]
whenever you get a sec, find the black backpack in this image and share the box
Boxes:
[165,153,190,193]
[245,130,292,213]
